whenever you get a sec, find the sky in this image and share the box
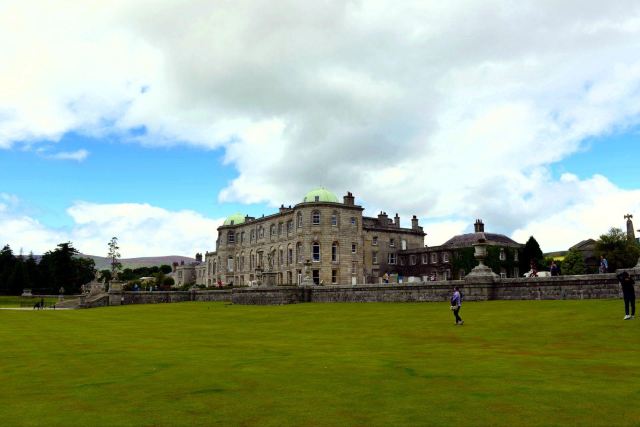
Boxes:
[1,0,640,257]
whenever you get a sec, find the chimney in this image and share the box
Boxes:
[411,215,419,230]
[474,219,484,233]
[343,191,355,206]
[195,253,203,263]
[172,262,178,272]
[378,211,388,223]
[279,204,288,214]
[394,213,400,227]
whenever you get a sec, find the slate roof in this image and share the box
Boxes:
[442,232,522,248]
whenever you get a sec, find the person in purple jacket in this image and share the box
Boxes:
[451,286,464,325]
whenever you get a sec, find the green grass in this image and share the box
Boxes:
[0,300,639,426]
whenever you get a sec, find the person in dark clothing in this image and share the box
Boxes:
[450,286,463,325]
[618,271,636,320]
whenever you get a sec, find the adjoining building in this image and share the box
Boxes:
[396,219,524,281]
[202,188,425,286]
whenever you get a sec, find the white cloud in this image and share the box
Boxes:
[0,196,223,256]
[46,149,89,162]
[1,1,640,251]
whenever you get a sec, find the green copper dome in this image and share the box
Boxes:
[303,187,339,203]
[223,212,246,226]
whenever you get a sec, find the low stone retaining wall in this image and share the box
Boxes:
[101,272,637,306]
[117,289,232,305]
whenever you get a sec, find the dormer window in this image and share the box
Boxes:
[314,195,320,202]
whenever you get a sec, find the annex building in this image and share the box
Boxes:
[177,188,426,286]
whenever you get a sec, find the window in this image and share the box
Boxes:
[401,239,407,250]
[312,210,320,225]
[332,242,339,262]
[259,227,264,238]
[332,269,338,284]
[287,220,293,234]
[331,212,338,226]
[499,248,506,261]
[228,231,235,244]
[410,255,417,265]
[388,253,396,264]
[279,248,284,266]
[297,212,303,228]
[312,242,320,262]
[250,229,255,242]
[389,238,395,247]
[270,224,276,237]
[514,251,519,262]
[351,261,356,274]
[240,254,245,271]
[287,245,293,265]
[250,251,254,269]
[372,252,378,264]
[278,222,283,235]
[431,253,438,263]
[227,256,234,272]
[351,243,356,254]
[312,269,320,285]
[297,242,303,262]
[350,217,356,226]
[372,236,378,246]
[422,253,428,264]
[314,195,320,202]
[443,253,449,263]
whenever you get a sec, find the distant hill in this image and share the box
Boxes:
[78,255,197,271]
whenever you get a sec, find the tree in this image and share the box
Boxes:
[107,237,122,279]
[595,227,640,271]
[39,242,95,294]
[99,269,112,284]
[561,249,585,275]
[160,264,173,274]
[0,245,16,294]
[519,236,544,273]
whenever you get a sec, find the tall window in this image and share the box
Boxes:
[422,253,428,264]
[388,253,397,264]
[297,242,303,262]
[351,243,357,254]
[514,251,519,262]
[331,212,338,226]
[351,261,356,274]
[250,229,255,242]
[228,231,235,244]
[287,245,293,265]
[431,253,438,263]
[350,217,356,226]
[259,227,264,238]
[372,252,378,264]
[389,238,395,247]
[270,224,276,237]
[372,236,378,246]
[312,270,320,285]
[312,242,320,262]
[227,256,234,272]
[499,248,506,261]
[443,253,449,263]
[297,212,303,228]
[312,210,320,225]
[332,269,338,284]
[332,242,339,262]
[278,222,283,235]
[287,220,293,234]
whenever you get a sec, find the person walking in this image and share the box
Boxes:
[450,286,463,325]
[618,271,635,320]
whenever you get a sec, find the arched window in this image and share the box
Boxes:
[312,210,320,225]
[296,242,303,262]
[332,242,339,262]
[297,212,303,228]
[312,242,320,262]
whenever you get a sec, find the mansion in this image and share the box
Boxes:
[173,188,525,287]
[176,188,425,286]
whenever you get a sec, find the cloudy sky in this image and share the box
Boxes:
[1,0,640,257]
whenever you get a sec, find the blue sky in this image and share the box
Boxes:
[1,1,640,257]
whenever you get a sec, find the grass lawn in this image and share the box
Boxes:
[0,300,638,426]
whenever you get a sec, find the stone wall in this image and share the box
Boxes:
[102,272,637,306]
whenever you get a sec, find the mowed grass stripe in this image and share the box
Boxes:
[0,300,638,426]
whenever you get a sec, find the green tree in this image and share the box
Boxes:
[561,249,585,275]
[0,245,16,294]
[519,236,544,273]
[39,242,95,294]
[107,237,122,279]
[160,264,173,274]
[99,269,112,283]
[595,227,640,271]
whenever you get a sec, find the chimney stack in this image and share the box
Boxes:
[394,213,400,227]
[378,211,388,223]
[411,215,419,230]
[343,192,355,206]
[474,219,485,233]
[195,253,203,263]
